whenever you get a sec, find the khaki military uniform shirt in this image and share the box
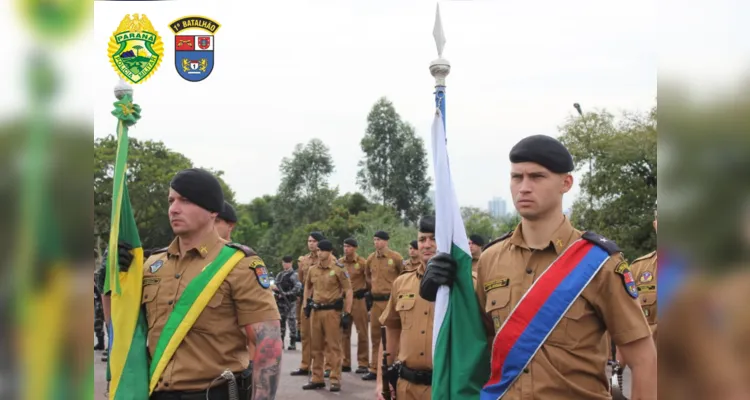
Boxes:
[475,218,651,400]
[380,262,434,371]
[472,257,480,291]
[339,255,368,292]
[304,257,352,304]
[365,249,404,296]
[402,257,421,273]
[631,251,657,339]
[141,230,280,392]
[297,251,319,297]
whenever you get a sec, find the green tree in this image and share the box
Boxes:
[461,207,497,241]
[357,97,431,223]
[558,107,657,260]
[94,135,235,250]
[133,45,143,57]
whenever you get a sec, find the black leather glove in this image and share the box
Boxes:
[419,252,457,302]
[340,312,352,330]
[118,241,134,272]
[365,292,373,312]
[304,298,313,319]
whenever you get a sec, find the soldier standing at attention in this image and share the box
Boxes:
[275,255,301,350]
[362,231,404,381]
[376,217,437,400]
[215,201,237,241]
[402,241,421,273]
[291,231,325,376]
[420,136,657,400]
[301,240,353,392]
[117,168,282,400]
[339,238,370,374]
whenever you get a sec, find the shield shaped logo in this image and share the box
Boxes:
[169,16,220,82]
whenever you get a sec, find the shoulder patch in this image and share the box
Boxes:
[248,258,270,289]
[483,230,513,251]
[581,231,621,255]
[614,261,639,299]
[226,242,256,257]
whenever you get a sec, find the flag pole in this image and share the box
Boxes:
[430,3,450,126]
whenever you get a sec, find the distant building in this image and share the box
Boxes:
[488,197,507,218]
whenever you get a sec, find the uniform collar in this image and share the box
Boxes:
[410,256,421,264]
[318,257,333,269]
[416,261,426,277]
[376,248,389,258]
[509,216,576,255]
[344,254,358,262]
[167,228,224,259]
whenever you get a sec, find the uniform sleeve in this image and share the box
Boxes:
[474,255,495,337]
[303,267,314,300]
[393,251,404,274]
[226,255,281,327]
[364,255,373,280]
[338,267,352,291]
[590,256,652,346]
[381,281,401,328]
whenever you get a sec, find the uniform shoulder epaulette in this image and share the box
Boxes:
[225,242,257,257]
[482,230,513,251]
[150,247,168,255]
[633,251,657,263]
[581,232,621,255]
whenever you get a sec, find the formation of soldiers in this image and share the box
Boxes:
[95,134,670,400]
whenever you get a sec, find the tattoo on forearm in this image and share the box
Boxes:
[252,321,282,400]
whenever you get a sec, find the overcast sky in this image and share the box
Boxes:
[5,0,687,212]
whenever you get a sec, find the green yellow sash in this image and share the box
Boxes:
[148,246,245,393]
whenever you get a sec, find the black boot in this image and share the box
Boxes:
[94,334,105,351]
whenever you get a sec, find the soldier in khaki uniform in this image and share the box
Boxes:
[402,241,421,272]
[376,217,437,400]
[290,231,325,376]
[339,237,370,374]
[301,240,353,392]
[630,206,658,343]
[118,168,282,399]
[214,201,237,241]
[468,234,485,290]
[362,230,404,380]
[421,136,657,400]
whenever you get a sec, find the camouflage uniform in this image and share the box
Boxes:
[275,269,301,348]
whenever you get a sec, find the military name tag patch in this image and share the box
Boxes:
[143,277,161,286]
[638,271,654,283]
[615,262,638,299]
[484,278,510,292]
[149,260,164,273]
[637,284,656,293]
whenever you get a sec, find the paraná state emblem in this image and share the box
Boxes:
[169,16,220,82]
[108,14,164,84]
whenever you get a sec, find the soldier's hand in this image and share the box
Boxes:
[419,252,457,302]
[365,292,373,311]
[340,312,352,330]
[118,241,134,272]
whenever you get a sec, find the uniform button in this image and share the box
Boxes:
[523,368,529,373]
[525,268,533,274]
[424,311,428,315]
[159,378,163,382]
[168,300,173,305]
[491,300,496,306]
[164,382,169,387]
[175,273,181,279]
[420,352,424,356]
[421,330,425,334]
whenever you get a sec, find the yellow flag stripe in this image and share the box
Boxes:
[109,247,144,399]
[148,251,245,393]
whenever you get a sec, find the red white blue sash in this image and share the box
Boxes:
[480,238,611,400]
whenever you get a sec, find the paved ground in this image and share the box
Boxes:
[94,334,632,399]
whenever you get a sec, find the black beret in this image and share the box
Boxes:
[419,216,435,234]
[469,234,486,247]
[344,238,358,247]
[374,231,390,240]
[410,240,418,250]
[509,135,574,173]
[317,240,333,252]
[309,231,325,242]
[170,168,224,213]
[282,255,293,263]
[217,201,237,223]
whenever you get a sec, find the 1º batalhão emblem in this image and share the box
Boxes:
[169,16,220,82]
[108,14,164,84]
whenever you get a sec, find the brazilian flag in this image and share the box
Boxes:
[103,93,150,400]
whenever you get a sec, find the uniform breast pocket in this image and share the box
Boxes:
[142,285,160,328]
[546,297,588,348]
[396,298,416,329]
[639,291,657,324]
[485,288,511,332]
[192,291,226,333]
